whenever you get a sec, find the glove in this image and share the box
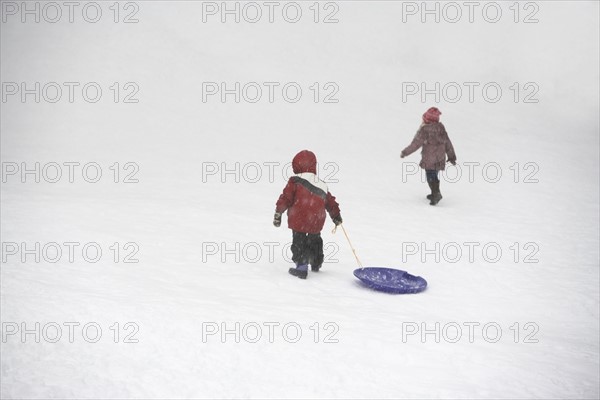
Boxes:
[400,152,406,158]
[448,158,457,166]
[332,215,343,226]
[273,212,282,227]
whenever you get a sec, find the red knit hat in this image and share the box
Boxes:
[422,107,442,123]
[292,150,317,174]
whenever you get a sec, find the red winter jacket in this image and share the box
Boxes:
[275,150,341,234]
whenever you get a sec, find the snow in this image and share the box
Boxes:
[1,1,599,398]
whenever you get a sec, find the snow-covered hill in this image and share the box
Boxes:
[1,1,599,398]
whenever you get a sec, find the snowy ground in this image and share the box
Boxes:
[1,1,599,398]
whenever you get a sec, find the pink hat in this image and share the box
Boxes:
[422,107,442,123]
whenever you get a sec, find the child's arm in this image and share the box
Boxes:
[273,178,296,227]
[325,192,342,225]
[400,127,425,158]
[444,127,457,164]
[276,178,296,213]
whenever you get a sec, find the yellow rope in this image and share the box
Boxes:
[332,224,363,268]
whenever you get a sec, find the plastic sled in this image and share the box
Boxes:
[353,267,427,294]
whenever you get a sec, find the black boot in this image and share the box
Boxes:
[289,264,308,279]
[429,181,443,205]
[311,264,321,272]
[426,181,434,200]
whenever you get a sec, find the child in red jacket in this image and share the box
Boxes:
[273,150,342,279]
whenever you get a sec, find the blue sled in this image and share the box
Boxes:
[353,267,427,294]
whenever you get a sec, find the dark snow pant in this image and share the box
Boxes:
[291,231,324,269]
[426,170,440,183]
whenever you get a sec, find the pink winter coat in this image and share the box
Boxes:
[401,122,456,171]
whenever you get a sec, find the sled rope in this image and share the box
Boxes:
[333,224,363,268]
